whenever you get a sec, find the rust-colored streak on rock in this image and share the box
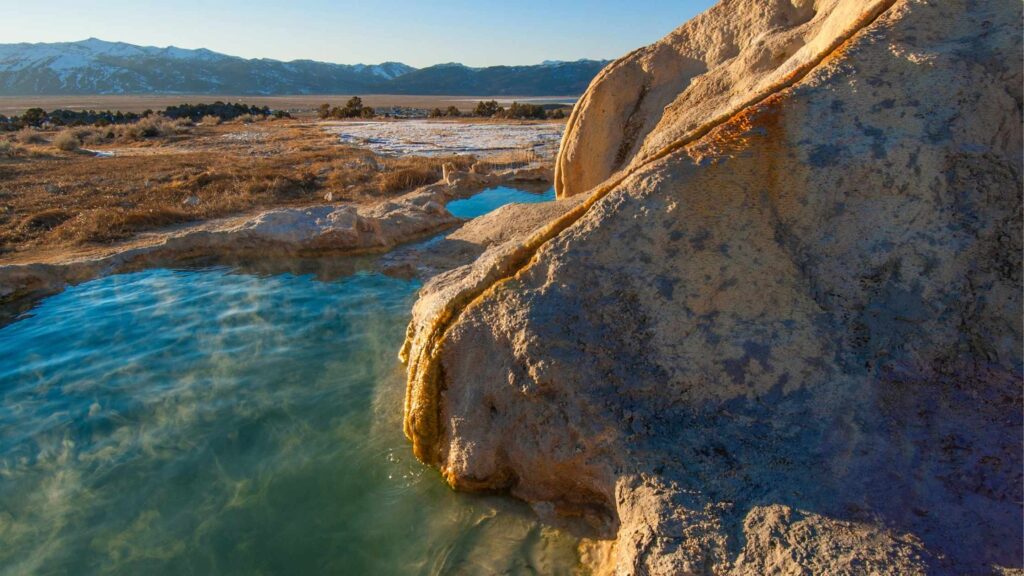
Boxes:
[403,0,1023,572]
[401,0,900,469]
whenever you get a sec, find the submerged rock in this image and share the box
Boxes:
[402,0,1022,574]
[381,197,581,279]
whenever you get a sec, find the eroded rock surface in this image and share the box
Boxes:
[556,0,894,198]
[403,0,1022,574]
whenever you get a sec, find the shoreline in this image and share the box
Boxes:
[0,164,553,325]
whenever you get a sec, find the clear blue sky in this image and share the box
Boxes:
[2,0,716,67]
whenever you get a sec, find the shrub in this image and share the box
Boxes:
[474,100,502,117]
[111,116,189,140]
[22,108,47,127]
[54,130,80,151]
[46,118,187,146]
[135,118,165,138]
[501,102,547,120]
[78,128,107,146]
[429,108,444,118]
[320,97,375,119]
[446,106,461,117]
[0,141,18,158]
[16,129,45,145]
[200,115,222,126]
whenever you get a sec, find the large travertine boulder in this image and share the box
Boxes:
[557,0,896,198]
[403,0,1022,574]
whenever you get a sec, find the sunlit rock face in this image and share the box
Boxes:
[402,0,1022,574]
[557,0,902,199]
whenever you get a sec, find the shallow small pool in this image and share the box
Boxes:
[0,265,577,574]
[447,186,555,219]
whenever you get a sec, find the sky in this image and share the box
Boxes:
[0,0,716,68]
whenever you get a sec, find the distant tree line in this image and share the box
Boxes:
[318,97,376,119]
[0,107,143,130]
[163,102,289,122]
[0,101,290,130]
[321,99,569,121]
[428,99,569,118]
[429,106,463,118]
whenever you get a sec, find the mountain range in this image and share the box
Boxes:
[0,39,607,96]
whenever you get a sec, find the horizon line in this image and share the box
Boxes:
[1,37,614,70]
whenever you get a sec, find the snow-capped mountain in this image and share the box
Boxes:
[0,39,414,95]
[0,39,606,96]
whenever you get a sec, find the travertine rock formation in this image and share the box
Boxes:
[556,0,897,199]
[0,167,549,322]
[0,187,454,310]
[402,0,1022,574]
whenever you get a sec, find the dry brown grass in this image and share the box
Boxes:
[0,119,478,256]
[378,167,437,194]
[472,147,540,172]
[375,155,473,194]
[20,208,73,233]
[52,207,194,244]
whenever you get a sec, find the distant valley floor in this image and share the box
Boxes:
[0,94,578,117]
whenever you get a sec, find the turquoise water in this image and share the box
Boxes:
[0,264,577,574]
[447,186,555,219]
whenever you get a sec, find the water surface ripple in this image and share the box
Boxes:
[0,266,577,574]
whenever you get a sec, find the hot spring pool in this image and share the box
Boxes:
[0,189,577,574]
[446,186,555,219]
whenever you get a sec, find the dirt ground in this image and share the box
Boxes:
[0,118,507,260]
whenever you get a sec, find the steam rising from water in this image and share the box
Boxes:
[0,267,577,574]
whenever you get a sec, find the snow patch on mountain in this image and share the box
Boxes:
[0,39,608,96]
